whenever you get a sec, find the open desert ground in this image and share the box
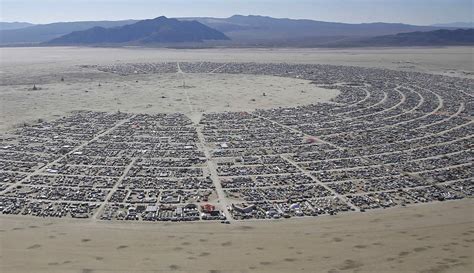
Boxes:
[0,46,473,273]
[0,46,472,131]
[1,199,473,273]
[0,70,339,129]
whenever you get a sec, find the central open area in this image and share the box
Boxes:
[0,69,338,130]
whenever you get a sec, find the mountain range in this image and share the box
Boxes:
[0,20,137,44]
[431,22,473,28]
[183,15,452,42]
[328,29,474,47]
[48,16,229,45]
[0,22,36,31]
[0,15,472,47]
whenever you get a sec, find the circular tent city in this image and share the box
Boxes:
[0,62,472,222]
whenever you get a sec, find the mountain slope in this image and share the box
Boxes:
[47,16,229,44]
[0,22,36,31]
[0,20,138,44]
[183,15,452,42]
[328,29,474,47]
[431,22,473,28]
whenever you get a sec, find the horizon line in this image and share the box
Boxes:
[1,14,471,27]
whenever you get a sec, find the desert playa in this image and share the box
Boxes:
[0,46,472,131]
[1,199,472,273]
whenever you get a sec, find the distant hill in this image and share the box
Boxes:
[182,15,453,43]
[431,22,473,28]
[329,29,474,47]
[47,16,229,45]
[0,22,35,31]
[0,20,138,44]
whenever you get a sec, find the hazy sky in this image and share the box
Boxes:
[1,0,472,25]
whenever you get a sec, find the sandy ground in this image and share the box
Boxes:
[1,46,473,131]
[0,199,472,273]
[1,47,473,77]
[0,72,338,130]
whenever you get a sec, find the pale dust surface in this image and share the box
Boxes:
[0,72,338,130]
[2,46,473,131]
[1,46,473,75]
[0,200,472,273]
